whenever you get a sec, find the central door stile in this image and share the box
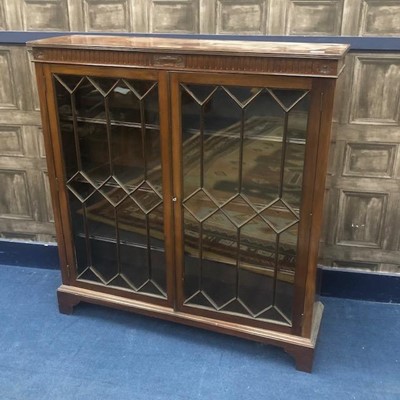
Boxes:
[170,72,185,310]
[158,71,176,309]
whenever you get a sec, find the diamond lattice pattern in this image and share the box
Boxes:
[55,74,167,298]
[182,83,310,324]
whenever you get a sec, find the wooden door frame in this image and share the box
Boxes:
[170,71,323,335]
[42,63,175,308]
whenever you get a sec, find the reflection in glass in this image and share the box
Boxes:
[54,78,77,180]
[111,126,144,190]
[276,224,298,322]
[181,83,310,325]
[203,88,241,205]
[181,88,201,199]
[108,81,141,124]
[54,74,166,298]
[77,121,110,183]
[243,90,284,208]
[284,96,309,209]
[68,192,87,276]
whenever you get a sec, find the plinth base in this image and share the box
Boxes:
[57,285,323,372]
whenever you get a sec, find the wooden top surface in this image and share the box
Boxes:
[28,35,349,59]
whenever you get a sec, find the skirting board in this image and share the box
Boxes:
[0,240,399,303]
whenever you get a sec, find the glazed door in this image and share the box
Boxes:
[46,66,174,306]
[171,72,320,332]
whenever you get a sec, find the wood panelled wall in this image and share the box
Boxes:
[324,52,400,273]
[0,46,55,242]
[0,0,399,274]
[0,0,400,36]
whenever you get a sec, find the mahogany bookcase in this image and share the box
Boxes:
[29,36,348,372]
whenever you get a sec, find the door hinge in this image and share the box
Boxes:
[55,177,60,192]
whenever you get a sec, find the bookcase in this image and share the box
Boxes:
[29,36,348,372]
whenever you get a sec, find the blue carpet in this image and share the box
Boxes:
[0,265,399,400]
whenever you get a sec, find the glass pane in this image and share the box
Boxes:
[184,190,217,221]
[183,208,201,301]
[203,87,241,205]
[270,89,308,111]
[117,196,147,246]
[54,74,166,299]
[143,83,160,127]
[119,241,148,290]
[184,254,200,302]
[181,83,311,325]
[240,215,277,272]
[221,195,256,228]
[146,129,163,193]
[149,204,167,294]
[242,90,284,208]
[77,121,110,183]
[284,95,310,210]
[108,80,141,124]
[111,126,144,190]
[260,200,299,233]
[201,211,237,309]
[89,237,118,283]
[75,78,105,120]
[149,203,165,249]
[276,224,298,322]
[237,268,274,316]
[54,78,77,180]
[202,211,237,266]
[181,86,202,199]
[68,192,87,275]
